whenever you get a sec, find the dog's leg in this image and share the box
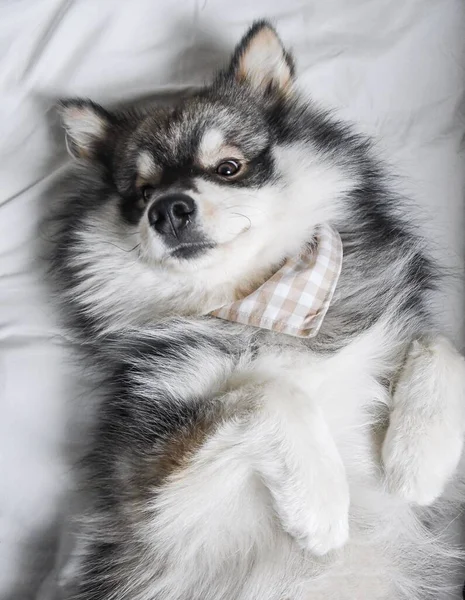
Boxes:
[382,335,465,505]
[244,377,350,556]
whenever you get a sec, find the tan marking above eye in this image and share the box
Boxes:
[136,151,162,188]
[197,128,245,169]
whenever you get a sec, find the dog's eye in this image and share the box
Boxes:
[141,186,154,202]
[216,160,241,178]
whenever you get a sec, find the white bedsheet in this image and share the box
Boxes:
[1,1,464,597]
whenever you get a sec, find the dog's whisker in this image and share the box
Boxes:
[229,212,252,232]
[102,230,140,238]
[224,202,266,216]
[99,241,141,253]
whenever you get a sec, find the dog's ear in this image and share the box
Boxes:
[226,21,295,98]
[58,99,114,159]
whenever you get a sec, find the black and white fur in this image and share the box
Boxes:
[48,21,465,600]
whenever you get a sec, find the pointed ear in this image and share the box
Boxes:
[227,21,295,97]
[58,99,113,159]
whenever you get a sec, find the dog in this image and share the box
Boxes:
[47,20,465,600]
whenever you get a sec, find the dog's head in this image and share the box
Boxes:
[57,21,358,327]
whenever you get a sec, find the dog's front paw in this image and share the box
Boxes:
[292,496,349,557]
[382,414,463,506]
[382,337,465,506]
[257,378,351,557]
[280,467,350,556]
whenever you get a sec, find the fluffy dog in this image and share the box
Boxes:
[49,21,465,600]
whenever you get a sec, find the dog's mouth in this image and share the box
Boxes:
[167,241,217,260]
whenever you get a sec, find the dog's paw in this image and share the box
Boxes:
[280,470,350,556]
[382,415,463,506]
[382,336,465,506]
[292,500,349,557]
[257,377,351,557]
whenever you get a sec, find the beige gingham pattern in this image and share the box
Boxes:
[209,224,343,338]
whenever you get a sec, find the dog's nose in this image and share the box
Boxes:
[148,194,196,237]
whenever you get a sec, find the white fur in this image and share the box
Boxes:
[224,370,350,556]
[383,335,465,505]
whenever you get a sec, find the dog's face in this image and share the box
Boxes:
[59,22,354,321]
[110,96,276,267]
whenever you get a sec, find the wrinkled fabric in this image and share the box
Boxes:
[0,1,464,598]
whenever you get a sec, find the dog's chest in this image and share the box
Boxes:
[254,324,394,438]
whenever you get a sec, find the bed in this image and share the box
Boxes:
[1,1,464,597]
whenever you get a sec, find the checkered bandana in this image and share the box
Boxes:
[209,223,343,338]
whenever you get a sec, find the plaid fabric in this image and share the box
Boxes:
[209,224,343,338]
